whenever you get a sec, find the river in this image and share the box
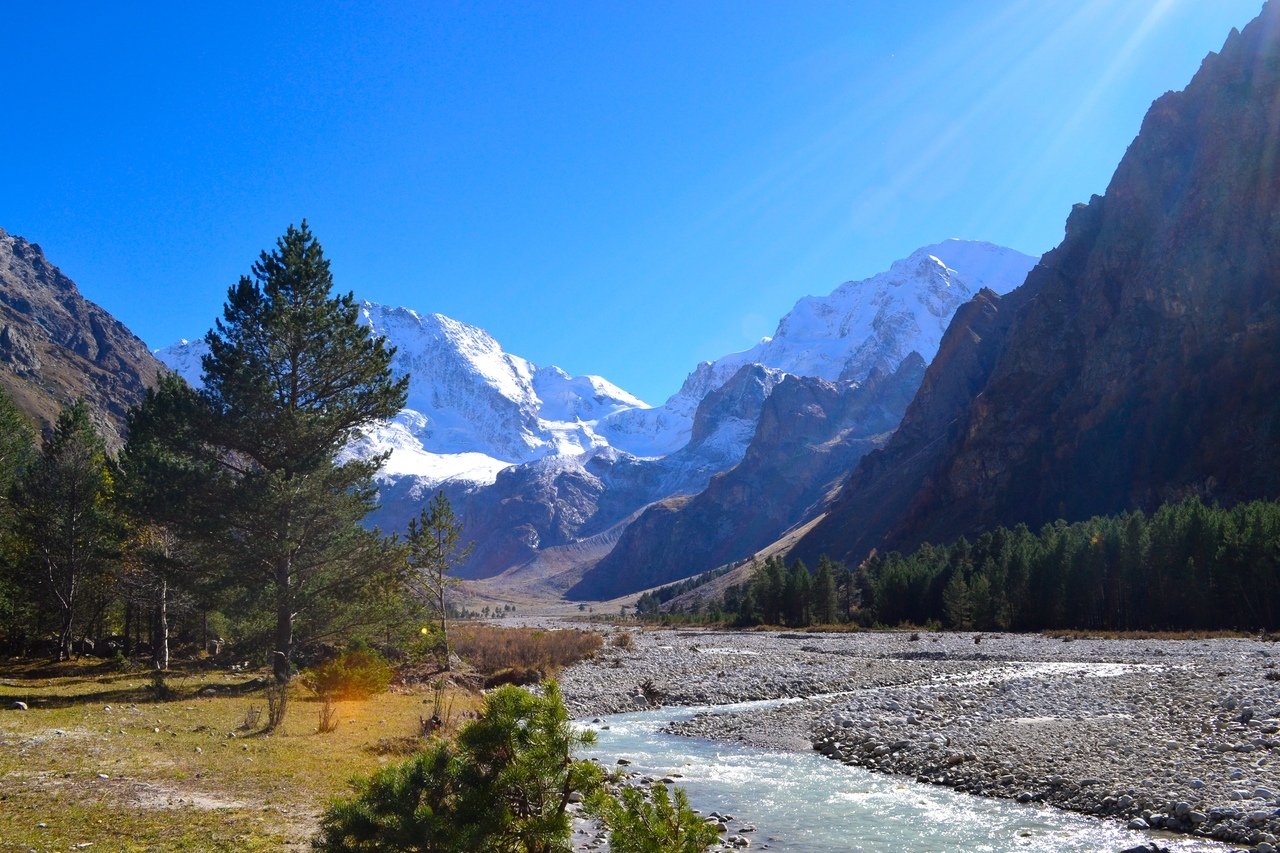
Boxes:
[577,698,1230,853]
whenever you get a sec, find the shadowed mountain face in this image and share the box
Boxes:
[795,3,1280,568]
[0,229,165,446]
[571,354,927,600]
[429,363,788,580]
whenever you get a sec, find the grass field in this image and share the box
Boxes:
[0,659,476,852]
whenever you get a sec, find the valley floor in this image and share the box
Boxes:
[557,626,1280,849]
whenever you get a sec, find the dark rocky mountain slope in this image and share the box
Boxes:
[795,3,1280,567]
[0,228,165,446]
[433,364,786,580]
[573,354,926,600]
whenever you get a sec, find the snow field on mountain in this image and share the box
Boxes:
[155,240,1037,491]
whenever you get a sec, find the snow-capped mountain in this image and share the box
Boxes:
[155,239,1038,583]
[156,301,654,486]
[154,338,208,387]
[600,240,1037,457]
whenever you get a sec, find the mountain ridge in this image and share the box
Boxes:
[0,227,167,446]
[793,2,1280,568]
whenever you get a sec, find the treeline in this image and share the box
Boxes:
[702,497,1280,632]
[861,497,1280,631]
[723,555,857,627]
[633,565,733,614]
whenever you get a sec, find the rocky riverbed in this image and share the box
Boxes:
[557,627,1280,850]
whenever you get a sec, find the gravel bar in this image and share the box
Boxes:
[557,626,1280,850]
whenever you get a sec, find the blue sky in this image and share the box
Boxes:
[0,1,1264,405]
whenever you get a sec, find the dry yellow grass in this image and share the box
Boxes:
[450,625,602,678]
[0,659,477,852]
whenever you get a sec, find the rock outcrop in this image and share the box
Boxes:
[572,354,926,599]
[0,228,166,446]
[795,2,1280,566]
[420,364,787,579]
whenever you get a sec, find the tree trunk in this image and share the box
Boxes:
[123,602,133,658]
[438,585,451,671]
[157,576,169,671]
[273,566,293,685]
[58,607,74,662]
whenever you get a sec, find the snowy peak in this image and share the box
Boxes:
[531,365,647,424]
[153,240,1036,493]
[356,300,650,463]
[156,301,658,486]
[649,240,1038,425]
[154,338,209,388]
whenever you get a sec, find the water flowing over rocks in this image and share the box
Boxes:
[557,627,1280,849]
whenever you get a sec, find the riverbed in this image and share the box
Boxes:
[577,698,1228,852]
[556,627,1280,849]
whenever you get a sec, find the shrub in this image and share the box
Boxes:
[609,631,634,650]
[303,648,394,701]
[450,625,602,676]
[313,681,602,853]
[587,782,720,853]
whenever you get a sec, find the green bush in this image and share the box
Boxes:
[303,648,394,701]
[313,681,602,853]
[587,782,720,853]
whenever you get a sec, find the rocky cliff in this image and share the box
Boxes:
[571,354,927,599]
[408,363,787,579]
[0,228,166,446]
[795,3,1280,567]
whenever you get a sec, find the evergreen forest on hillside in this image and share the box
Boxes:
[679,497,1280,633]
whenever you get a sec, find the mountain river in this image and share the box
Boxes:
[576,696,1229,853]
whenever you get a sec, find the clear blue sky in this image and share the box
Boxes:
[0,1,1264,405]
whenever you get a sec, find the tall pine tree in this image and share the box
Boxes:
[813,556,838,625]
[129,223,408,723]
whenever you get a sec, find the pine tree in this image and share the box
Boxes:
[0,384,33,510]
[750,558,785,626]
[784,560,812,627]
[813,556,839,625]
[942,571,971,630]
[406,491,473,670]
[588,781,720,853]
[14,400,119,661]
[128,224,408,722]
[832,561,856,620]
[0,385,35,641]
[315,681,602,853]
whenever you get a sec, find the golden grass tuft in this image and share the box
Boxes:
[451,624,602,677]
